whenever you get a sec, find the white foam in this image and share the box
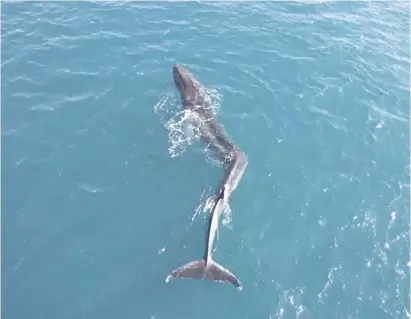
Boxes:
[154,87,234,228]
[153,87,222,159]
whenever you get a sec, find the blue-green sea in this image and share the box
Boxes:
[2,2,410,319]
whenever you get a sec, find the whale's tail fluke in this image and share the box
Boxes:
[165,258,242,290]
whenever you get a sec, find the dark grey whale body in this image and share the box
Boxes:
[165,64,248,289]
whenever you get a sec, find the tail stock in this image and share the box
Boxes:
[165,258,242,290]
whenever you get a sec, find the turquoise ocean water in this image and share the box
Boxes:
[2,2,410,319]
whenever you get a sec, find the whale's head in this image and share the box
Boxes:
[173,64,202,106]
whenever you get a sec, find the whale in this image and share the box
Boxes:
[165,64,248,289]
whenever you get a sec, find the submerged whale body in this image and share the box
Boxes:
[165,64,248,290]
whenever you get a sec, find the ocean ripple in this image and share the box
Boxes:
[2,2,410,319]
